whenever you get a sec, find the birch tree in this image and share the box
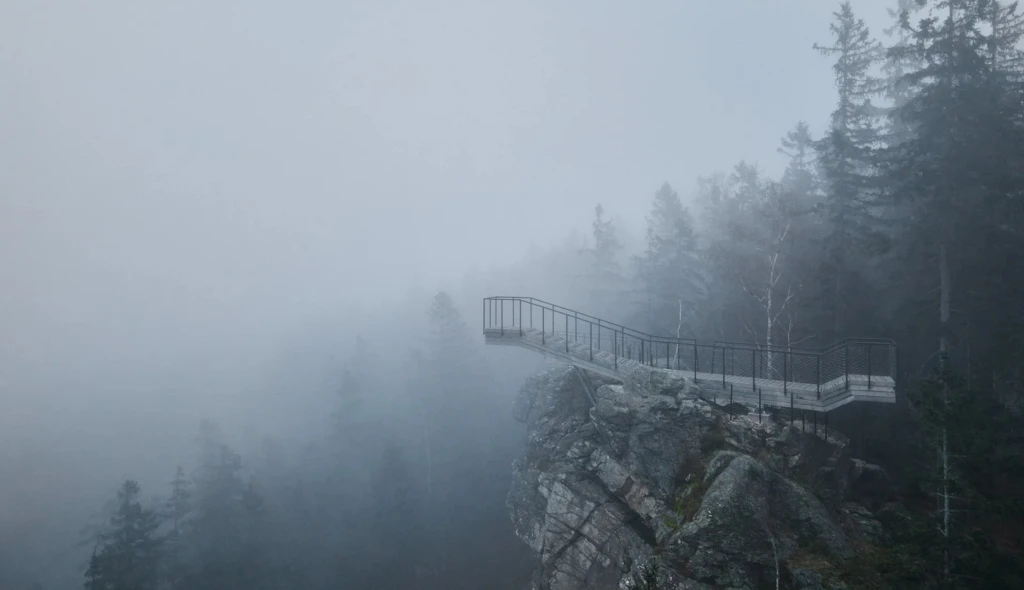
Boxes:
[737,183,802,377]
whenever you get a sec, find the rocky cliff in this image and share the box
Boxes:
[507,366,889,590]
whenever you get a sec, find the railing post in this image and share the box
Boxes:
[752,349,756,392]
[693,345,698,381]
[844,344,849,391]
[500,299,504,336]
[614,330,618,371]
[783,350,788,397]
[574,313,578,343]
[893,344,898,394]
[597,320,601,351]
[519,299,523,336]
[816,355,821,400]
[590,322,593,361]
[542,308,545,345]
[867,343,872,389]
[790,385,794,425]
[722,345,726,388]
[530,302,533,329]
[565,314,569,353]
[640,339,644,366]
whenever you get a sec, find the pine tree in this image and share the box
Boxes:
[700,162,808,349]
[185,422,276,590]
[881,0,928,147]
[84,480,163,590]
[776,123,828,347]
[237,478,276,590]
[907,359,987,582]
[697,163,765,342]
[882,0,1024,383]
[161,467,191,590]
[330,334,372,461]
[880,4,1024,578]
[985,0,1024,80]
[633,183,706,340]
[777,121,821,201]
[581,203,626,319]
[814,1,888,342]
[418,291,501,580]
[425,292,475,369]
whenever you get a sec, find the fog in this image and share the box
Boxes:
[3,0,1000,588]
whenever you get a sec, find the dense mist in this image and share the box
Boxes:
[3,0,1024,588]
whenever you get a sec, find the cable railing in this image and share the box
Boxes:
[482,296,897,400]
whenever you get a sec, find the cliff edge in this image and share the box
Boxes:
[508,366,889,590]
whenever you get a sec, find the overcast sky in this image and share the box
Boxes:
[0,0,903,474]
[2,0,897,303]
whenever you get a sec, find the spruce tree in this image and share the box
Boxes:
[697,163,766,342]
[161,467,191,590]
[777,121,821,201]
[882,0,1024,382]
[84,480,163,590]
[366,443,424,588]
[814,1,888,342]
[581,203,626,319]
[881,0,927,147]
[633,183,705,339]
[775,123,828,347]
[185,422,277,590]
[880,3,1024,578]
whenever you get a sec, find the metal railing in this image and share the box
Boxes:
[482,296,897,400]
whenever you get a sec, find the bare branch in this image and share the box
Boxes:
[741,317,761,348]
[740,276,768,305]
[788,333,818,348]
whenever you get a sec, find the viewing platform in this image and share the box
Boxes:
[483,296,896,413]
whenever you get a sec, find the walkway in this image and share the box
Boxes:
[483,296,896,413]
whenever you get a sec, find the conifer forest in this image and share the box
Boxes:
[2,1,1024,589]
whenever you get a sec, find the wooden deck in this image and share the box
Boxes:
[484,327,895,413]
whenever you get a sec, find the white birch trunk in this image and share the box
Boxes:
[674,295,684,368]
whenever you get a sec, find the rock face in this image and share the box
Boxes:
[507,366,868,590]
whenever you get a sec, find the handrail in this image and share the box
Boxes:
[712,336,897,354]
[482,296,897,400]
[483,296,697,343]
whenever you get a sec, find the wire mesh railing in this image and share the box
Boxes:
[483,296,897,400]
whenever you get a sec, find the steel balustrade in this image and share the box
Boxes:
[482,296,896,412]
